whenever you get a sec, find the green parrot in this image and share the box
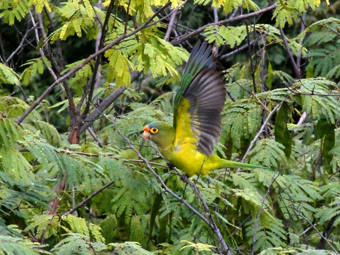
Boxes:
[143,42,263,177]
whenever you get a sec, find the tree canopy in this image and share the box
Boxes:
[0,0,340,254]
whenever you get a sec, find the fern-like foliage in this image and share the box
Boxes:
[20,57,52,86]
[52,233,154,255]
[292,78,340,124]
[1,1,340,255]
[49,0,99,42]
[245,217,287,252]
[204,25,247,47]
[133,33,187,78]
[249,139,288,169]
[273,0,321,27]
[303,18,340,78]
[0,235,49,255]
[194,0,259,14]
[51,234,107,255]
[222,100,262,149]
[0,0,30,25]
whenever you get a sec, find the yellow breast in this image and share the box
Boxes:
[165,143,223,177]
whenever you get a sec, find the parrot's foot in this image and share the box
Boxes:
[167,162,175,170]
[180,174,189,183]
[179,174,189,199]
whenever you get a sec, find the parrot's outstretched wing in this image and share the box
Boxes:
[173,42,226,155]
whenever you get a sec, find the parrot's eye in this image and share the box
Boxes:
[150,127,159,134]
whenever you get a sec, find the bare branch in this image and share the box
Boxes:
[316,214,340,250]
[5,24,33,64]
[296,12,306,70]
[240,101,283,165]
[212,7,219,56]
[36,12,76,112]
[251,172,281,255]
[292,202,339,254]
[245,22,256,93]
[164,7,179,41]
[220,33,267,59]
[79,86,126,134]
[88,127,103,147]
[62,180,115,217]
[186,177,231,255]
[279,26,301,78]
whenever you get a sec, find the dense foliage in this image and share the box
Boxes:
[0,0,340,254]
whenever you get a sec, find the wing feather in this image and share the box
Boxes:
[173,42,226,155]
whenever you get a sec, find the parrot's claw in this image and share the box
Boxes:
[180,174,189,183]
[167,162,175,170]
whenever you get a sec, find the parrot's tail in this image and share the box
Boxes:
[221,159,266,170]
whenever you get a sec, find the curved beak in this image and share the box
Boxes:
[143,125,151,140]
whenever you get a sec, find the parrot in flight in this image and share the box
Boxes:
[143,42,263,177]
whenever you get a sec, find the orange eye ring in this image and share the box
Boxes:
[150,127,158,134]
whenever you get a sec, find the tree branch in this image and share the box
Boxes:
[279,26,301,78]
[164,7,179,41]
[240,102,283,165]
[245,22,256,93]
[220,34,266,59]
[296,12,306,70]
[171,4,277,45]
[79,86,126,134]
[251,172,281,255]
[5,23,33,65]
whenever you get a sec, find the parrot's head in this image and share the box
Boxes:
[142,121,175,148]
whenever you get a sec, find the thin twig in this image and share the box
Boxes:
[251,172,281,255]
[29,11,58,81]
[55,148,168,167]
[220,33,267,59]
[251,92,269,112]
[5,24,33,64]
[18,86,29,104]
[240,102,283,165]
[245,21,256,93]
[291,202,339,254]
[36,12,76,110]
[296,12,306,70]
[87,127,103,147]
[62,180,115,217]
[279,26,301,78]
[212,7,219,56]
[316,214,340,250]
[300,222,318,237]
[186,178,231,255]
[79,86,126,134]
[164,7,179,41]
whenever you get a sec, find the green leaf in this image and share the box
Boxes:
[0,63,20,85]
